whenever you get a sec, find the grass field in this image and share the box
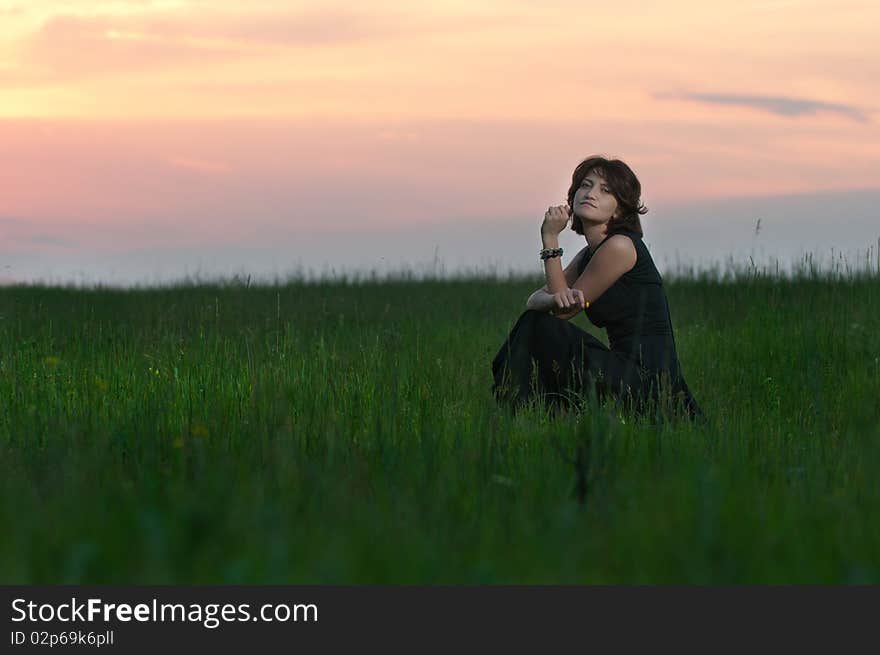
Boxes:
[2,261,879,583]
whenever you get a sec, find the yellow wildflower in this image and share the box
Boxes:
[191,423,209,438]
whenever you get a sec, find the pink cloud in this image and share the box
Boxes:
[167,156,233,174]
[1,117,878,249]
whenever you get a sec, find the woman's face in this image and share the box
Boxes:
[572,170,619,226]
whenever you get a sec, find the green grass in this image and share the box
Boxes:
[1,263,879,583]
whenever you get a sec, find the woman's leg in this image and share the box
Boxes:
[492,310,611,412]
[674,376,706,423]
[491,310,545,410]
[637,369,707,424]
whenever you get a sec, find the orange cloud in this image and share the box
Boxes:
[0,1,876,126]
[16,14,247,80]
[5,5,515,84]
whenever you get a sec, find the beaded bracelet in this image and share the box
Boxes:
[539,247,563,260]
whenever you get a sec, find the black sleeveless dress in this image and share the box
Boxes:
[491,231,704,421]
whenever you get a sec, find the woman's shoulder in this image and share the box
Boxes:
[606,232,640,247]
[613,229,645,244]
[610,230,652,256]
[576,232,638,275]
[580,234,638,281]
[601,234,639,261]
[616,231,663,283]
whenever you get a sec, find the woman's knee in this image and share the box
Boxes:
[529,312,569,347]
[529,309,563,329]
[522,308,550,322]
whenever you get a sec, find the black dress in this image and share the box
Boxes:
[491,231,704,421]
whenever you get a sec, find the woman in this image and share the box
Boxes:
[491,155,704,421]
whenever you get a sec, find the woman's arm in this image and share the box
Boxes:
[525,288,557,312]
[540,233,568,294]
[526,288,585,317]
[537,203,576,294]
[526,247,588,312]
[544,246,588,292]
[526,236,637,320]
[569,235,637,305]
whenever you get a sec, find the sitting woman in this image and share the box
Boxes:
[491,155,704,421]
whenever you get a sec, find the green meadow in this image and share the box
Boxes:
[2,260,879,583]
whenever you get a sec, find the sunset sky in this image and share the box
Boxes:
[1,0,878,284]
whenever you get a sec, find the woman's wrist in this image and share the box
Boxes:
[541,232,560,248]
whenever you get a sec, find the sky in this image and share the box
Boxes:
[1,0,878,286]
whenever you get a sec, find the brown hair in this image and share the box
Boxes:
[566,156,648,237]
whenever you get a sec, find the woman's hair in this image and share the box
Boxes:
[566,155,648,237]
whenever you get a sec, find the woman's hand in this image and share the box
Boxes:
[541,204,571,237]
[550,287,586,315]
